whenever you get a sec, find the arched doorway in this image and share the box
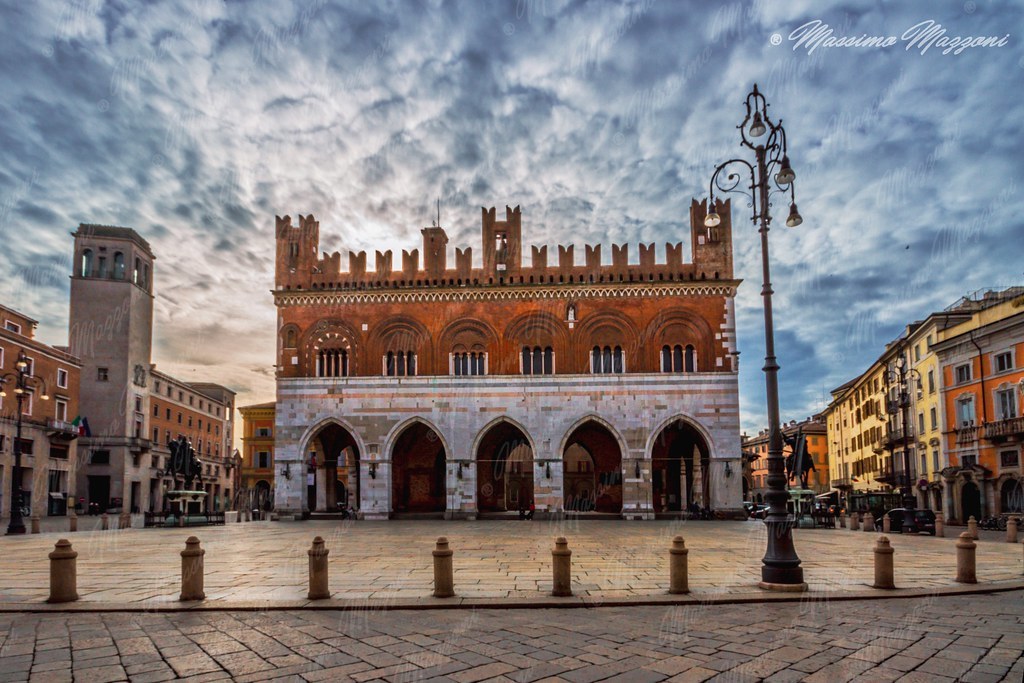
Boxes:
[651,419,711,514]
[1000,478,1023,514]
[307,423,360,513]
[390,421,446,516]
[961,480,981,521]
[562,420,623,513]
[476,420,533,515]
[254,480,272,512]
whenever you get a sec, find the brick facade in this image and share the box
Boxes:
[273,200,744,519]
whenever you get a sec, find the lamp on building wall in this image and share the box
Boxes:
[457,461,463,480]
[369,462,377,479]
[635,460,641,479]
[0,351,50,535]
[282,463,291,480]
[704,84,804,590]
[725,462,733,478]
[545,462,551,479]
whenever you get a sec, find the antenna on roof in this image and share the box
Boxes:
[436,197,441,228]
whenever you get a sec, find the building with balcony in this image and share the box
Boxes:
[934,286,1024,522]
[68,225,237,515]
[824,361,891,510]
[0,304,82,517]
[742,416,829,505]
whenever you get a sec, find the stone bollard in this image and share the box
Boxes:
[935,511,944,538]
[432,537,455,598]
[955,532,977,584]
[68,509,77,533]
[863,512,874,532]
[47,539,79,603]
[119,512,131,530]
[872,536,895,589]
[669,536,689,594]
[101,513,109,531]
[179,536,205,601]
[882,514,891,534]
[1006,517,1018,544]
[31,515,40,534]
[967,516,979,540]
[839,512,846,529]
[850,512,859,531]
[551,537,572,597]
[307,536,330,599]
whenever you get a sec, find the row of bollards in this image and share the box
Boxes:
[43,529,1024,604]
[845,511,1021,544]
[871,531,987,589]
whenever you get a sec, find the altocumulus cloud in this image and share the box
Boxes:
[0,0,1022,436]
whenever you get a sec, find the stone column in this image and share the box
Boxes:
[314,467,327,512]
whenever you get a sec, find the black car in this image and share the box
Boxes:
[873,508,936,535]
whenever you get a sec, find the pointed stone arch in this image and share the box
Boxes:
[387,416,448,515]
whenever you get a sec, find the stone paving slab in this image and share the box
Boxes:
[1,592,1023,683]
[0,520,1021,610]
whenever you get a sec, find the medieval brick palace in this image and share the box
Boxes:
[273,200,743,519]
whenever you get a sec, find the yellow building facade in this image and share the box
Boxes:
[824,360,891,509]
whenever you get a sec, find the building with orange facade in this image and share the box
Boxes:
[239,401,275,508]
[743,417,829,504]
[934,287,1024,522]
[272,201,744,519]
[0,304,81,517]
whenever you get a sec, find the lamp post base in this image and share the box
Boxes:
[758,581,808,592]
[6,523,26,535]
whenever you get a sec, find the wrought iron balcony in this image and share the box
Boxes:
[983,416,1024,441]
[46,418,80,441]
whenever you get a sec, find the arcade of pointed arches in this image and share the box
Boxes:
[297,413,718,516]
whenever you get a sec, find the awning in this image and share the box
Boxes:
[815,490,840,499]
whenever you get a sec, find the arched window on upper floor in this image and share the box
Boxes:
[113,252,126,279]
[81,249,94,277]
[317,349,349,378]
[591,345,625,373]
[662,344,696,373]
[385,350,416,377]
[452,347,487,376]
[522,346,554,375]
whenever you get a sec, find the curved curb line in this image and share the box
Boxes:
[3,580,1023,613]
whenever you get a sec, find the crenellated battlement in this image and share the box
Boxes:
[275,199,734,291]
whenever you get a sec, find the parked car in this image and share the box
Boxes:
[873,508,936,535]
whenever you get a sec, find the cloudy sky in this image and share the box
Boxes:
[2,0,1023,440]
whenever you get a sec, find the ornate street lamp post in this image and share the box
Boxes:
[884,351,920,533]
[704,84,805,589]
[1,351,50,535]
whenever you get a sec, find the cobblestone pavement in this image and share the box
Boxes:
[0,521,1022,607]
[1,591,1022,682]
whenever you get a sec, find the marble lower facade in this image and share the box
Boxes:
[274,373,743,520]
